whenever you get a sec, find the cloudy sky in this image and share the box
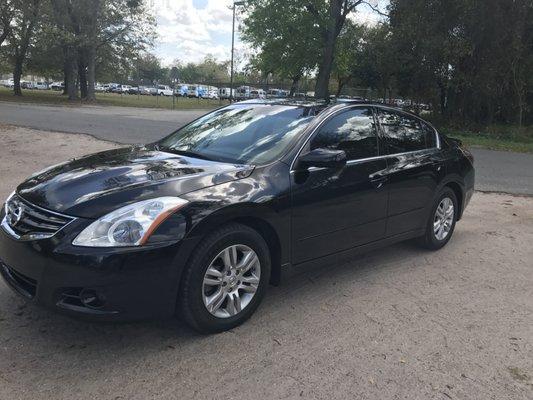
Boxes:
[146,0,385,66]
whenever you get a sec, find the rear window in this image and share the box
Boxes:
[377,109,437,154]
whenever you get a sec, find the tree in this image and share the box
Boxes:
[49,0,154,101]
[332,20,364,96]
[242,0,321,95]
[8,0,41,96]
[0,0,14,46]
[242,0,381,99]
[308,0,367,99]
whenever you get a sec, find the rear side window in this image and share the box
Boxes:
[311,107,378,160]
[377,110,436,154]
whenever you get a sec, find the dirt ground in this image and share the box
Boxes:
[0,125,532,400]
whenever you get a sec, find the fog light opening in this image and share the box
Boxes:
[80,289,105,309]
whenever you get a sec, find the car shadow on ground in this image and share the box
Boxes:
[0,236,436,351]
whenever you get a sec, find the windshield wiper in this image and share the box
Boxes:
[158,146,215,161]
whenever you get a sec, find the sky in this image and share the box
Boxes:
[145,0,386,67]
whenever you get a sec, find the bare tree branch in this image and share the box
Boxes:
[361,0,389,18]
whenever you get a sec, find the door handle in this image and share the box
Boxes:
[370,176,389,189]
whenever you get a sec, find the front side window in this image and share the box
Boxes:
[310,107,378,160]
[158,104,316,165]
[377,110,435,154]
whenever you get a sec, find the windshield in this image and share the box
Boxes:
[158,104,316,164]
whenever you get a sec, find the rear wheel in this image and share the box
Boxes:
[418,188,458,250]
[178,223,270,333]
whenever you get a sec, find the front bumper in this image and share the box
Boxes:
[0,211,197,322]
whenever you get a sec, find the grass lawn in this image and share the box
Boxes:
[443,124,533,154]
[0,86,227,110]
[448,133,533,153]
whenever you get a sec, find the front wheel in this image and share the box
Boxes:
[418,188,458,250]
[178,223,271,333]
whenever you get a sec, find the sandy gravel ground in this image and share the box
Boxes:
[0,126,532,400]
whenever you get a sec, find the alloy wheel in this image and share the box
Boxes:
[433,197,454,241]
[202,244,261,318]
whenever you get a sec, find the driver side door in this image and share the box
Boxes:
[290,107,389,265]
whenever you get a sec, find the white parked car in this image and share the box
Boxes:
[157,85,173,96]
[50,81,64,91]
[218,87,233,99]
[204,86,219,99]
[250,89,266,99]
[236,86,252,100]
[34,82,49,90]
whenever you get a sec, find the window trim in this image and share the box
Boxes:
[374,106,440,153]
[290,104,440,172]
[290,105,380,170]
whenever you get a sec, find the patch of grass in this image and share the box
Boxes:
[440,125,533,154]
[448,133,533,153]
[0,86,227,110]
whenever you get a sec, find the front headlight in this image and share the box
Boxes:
[73,197,188,247]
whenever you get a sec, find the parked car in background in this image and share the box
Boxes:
[218,87,233,99]
[174,84,189,97]
[201,86,218,99]
[1,79,14,88]
[267,88,281,97]
[20,81,34,89]
[94,84,106,92]
[236,86,252,100]
[157,85,173,96]
[209,87,219,99]
[50,82,65,91]
[141,86,157,96]
[250,89,266,99]
[187,85,198,98]
[0,99,474,333]
[127,86,140,95]
[188,84,208,98]
[105,83,120,93]
[34,82,49,90]
[110,84,131,94]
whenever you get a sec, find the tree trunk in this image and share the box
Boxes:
[65,47,78,100]
[289,75,301,97]
[315,29,337,100]
[13,56,23,96]
[11,0,41,97]
[78,54,88,99]
[86,46,96,101]
[63,61,68,95]
[85,0,100,102]
[314,0,351,100]
[336,77,347,97]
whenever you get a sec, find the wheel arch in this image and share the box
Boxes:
[182,204,286,286]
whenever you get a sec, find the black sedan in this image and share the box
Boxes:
[0,100,474,333]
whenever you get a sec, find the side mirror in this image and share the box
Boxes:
[298,148,347,170]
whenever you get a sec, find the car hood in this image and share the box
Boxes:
[16,146,253,218]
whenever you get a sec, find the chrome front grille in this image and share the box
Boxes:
[2,194,74,240]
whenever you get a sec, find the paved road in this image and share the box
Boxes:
[0,101,206,144]
[1,101,532,195]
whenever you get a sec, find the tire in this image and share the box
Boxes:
[178,223,271,333]
[418,187,458,250]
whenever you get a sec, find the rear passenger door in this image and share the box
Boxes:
[376,108,444,237]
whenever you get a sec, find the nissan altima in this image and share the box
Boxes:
[0,100,474,333]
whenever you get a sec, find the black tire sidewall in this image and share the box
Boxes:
[180,224,271,333]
